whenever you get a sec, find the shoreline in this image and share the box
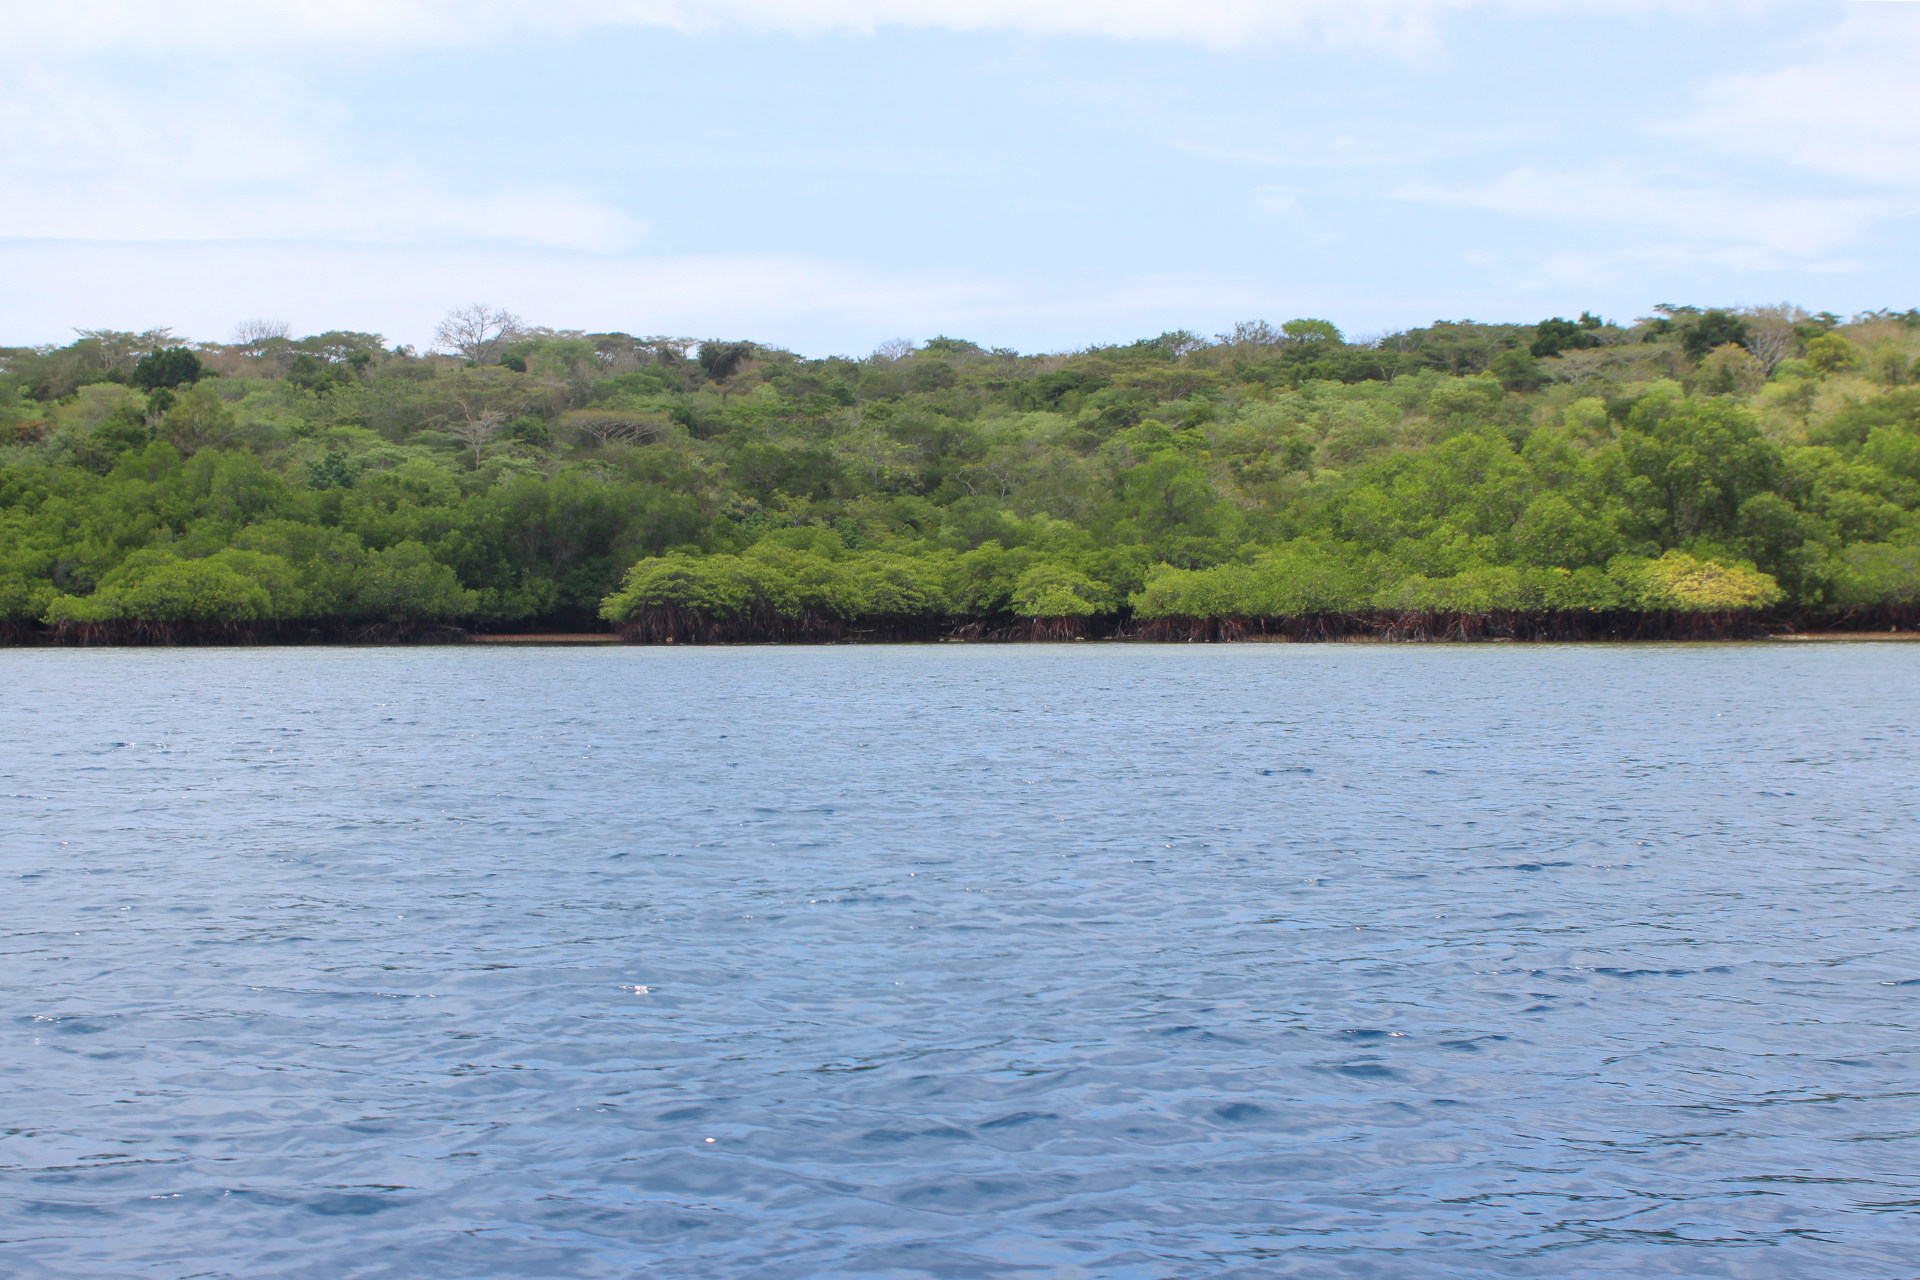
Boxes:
[1764,631,1920,641]
[5,629,1918,649]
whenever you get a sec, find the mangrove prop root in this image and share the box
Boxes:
[11,607,1916,647]
[610,608,1830,645]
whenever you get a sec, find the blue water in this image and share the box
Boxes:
[3,644,1919,1279]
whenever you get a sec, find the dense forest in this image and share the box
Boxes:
[3,302,1918,644]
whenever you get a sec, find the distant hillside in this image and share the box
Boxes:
[4,304,1917,643]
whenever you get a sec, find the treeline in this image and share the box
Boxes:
[2,303,1918,644]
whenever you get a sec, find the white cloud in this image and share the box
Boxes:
[0,240,1288,353]
[1399,164,1913,264]
[1248,185,1304,216]
[0,68,640,249]
[2,0,1804,259]
[1671,4,1920,188]
[15,0,1746,55]
[4,0,1899,345]
[1515,245,1867,295]
[1393,8,1920,289]
[24,1,1687,257]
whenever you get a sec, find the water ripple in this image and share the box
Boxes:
[2,643,1917,1278]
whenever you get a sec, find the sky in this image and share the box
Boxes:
[4,0,1919,355]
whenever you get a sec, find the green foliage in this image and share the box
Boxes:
[1805,334,1862,377]
[159,383,237,455]
[4,302,1918,642]
[697,342,755,384]
[288,352,355,395]
[132,347,204,391]
[1681,310,1752,361]
[1617,397,1779,545]
[601,553,761,624]
[0,573,55,624]
[1831,543,1920,608]
[46,550,275,627]
[1530,317,1600,359]
[352,542,480,624]
[1011,563,1111,617]
[1132,545,1370,619]
[1631,551,1783,612]
[599,544,956,629]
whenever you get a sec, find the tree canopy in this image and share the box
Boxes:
[4,303,1918,643]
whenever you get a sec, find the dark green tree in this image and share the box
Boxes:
[1681,310,1752,361]
[131,348,204,391]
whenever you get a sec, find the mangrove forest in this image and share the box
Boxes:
[3,303,1919,644]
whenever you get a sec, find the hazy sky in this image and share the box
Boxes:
[6,1,1918,354]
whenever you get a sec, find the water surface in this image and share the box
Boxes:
[3,644,1918,1278]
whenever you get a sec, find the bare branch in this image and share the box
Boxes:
[445,409,508,466]
[434,304,525,365]
[232,317,291,348]
[561,409,670,448]
[72,328,175,372]
[1739,303,1808,375]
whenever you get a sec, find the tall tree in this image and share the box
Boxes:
[434,304,525,365]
